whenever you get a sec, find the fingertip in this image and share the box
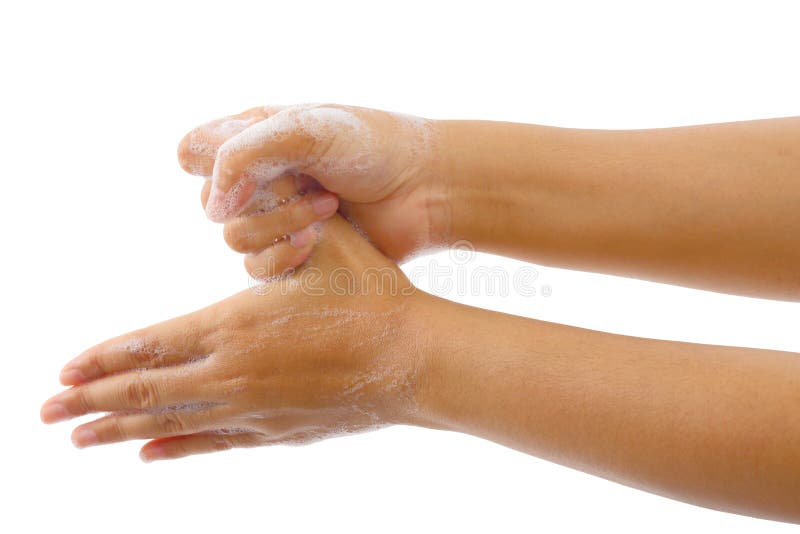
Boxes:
[200,180,211,210]
[40,401,69,424]
[139,442,166,463]
[205,179,257,223]
[71,427,99,449]
[310,192,339,218]
[176,132,192,169]
[177,131,214,176]
[59,367,86,386]
[210,150,241,192]
[204,183,229,222]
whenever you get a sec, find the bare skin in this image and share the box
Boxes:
[179,106,800,299]
[41,215,800,522]
[39,108,800,523]
[43,216,422,453]
[178,104,443,270]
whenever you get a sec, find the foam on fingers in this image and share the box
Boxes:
[206,104,375,221]
[180,114,266,176]
[205,179,258,222]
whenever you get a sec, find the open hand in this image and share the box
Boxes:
[40,215,431,461]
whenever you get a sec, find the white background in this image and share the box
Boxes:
[2,1,799,532]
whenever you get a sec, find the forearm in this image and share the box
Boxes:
[409,296,800,523]
[435,117,800,300]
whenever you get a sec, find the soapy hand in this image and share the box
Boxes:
[178,104,445,278]
[40,215,430,461]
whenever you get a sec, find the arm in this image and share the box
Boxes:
[179,107,800,299]
[41,215,800,522]
[438,117,800,300]
[409,295,800,523]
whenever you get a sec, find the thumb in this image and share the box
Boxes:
[206,104,370,222]
[308,214,412,295]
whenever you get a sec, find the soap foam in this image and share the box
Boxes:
[216,104,376,180]
[205,104,437,227]
[186,116,262,176]
[207,105,376,221]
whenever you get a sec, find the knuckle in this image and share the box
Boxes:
[214,150,241,188]
[107,417,127,441]
[155,412,186,435]
[123,374,158,409]
[128,346,162,368]
[85,352,106,377]
[237,433,264,448]
[72,387,92,414]
[283,126,316,154]
[215,372,250,397]
[212,435,234,452]
[306,130,333,162]
[285,197,312,229]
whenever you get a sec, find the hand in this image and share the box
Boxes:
[177,103,447,276]
[40,215,431,461]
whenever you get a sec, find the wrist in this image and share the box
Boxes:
[396,293,474,431]
[426,120,537,253]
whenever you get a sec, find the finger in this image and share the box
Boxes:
[41,366,216,423]
[206,111,326,222]
[205,172,303,225]
[177,106,284,177]
[71,404,234,448]
[294,214,416,295]
[236,173,320,217]
[224,191,338,254]
[200,180,211,210]
[139,430,265,462]
[58,315,211,386]
[243,225,318,280]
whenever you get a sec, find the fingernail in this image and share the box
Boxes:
[40,403,69,424]
[72,427,99,448]
[290,226,315,248]
[311,193,338,217]
[59,368,86,385]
